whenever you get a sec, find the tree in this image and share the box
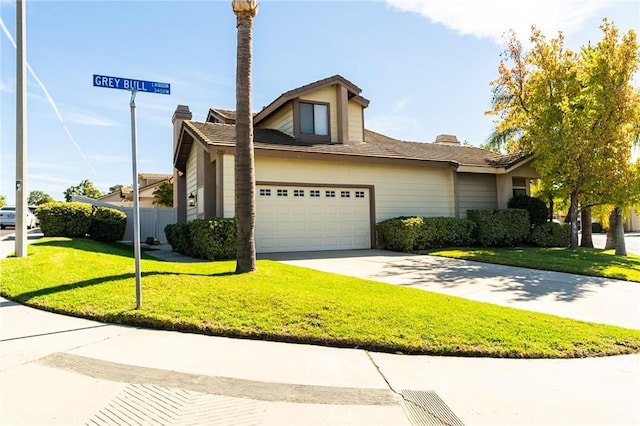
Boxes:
[0,195,6,207]
[232,0,258,273]
[487,21,639,252]
[152,181,173,207]
[63,179,103,202]
[27,190,53,205]
[109,184,124,194]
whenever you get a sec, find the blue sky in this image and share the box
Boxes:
[1,0,638,204]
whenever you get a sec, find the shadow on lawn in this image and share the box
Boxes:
[33,238,155,260]
[14,270,235,302]
[373,255,616,303]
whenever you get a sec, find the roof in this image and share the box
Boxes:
[207,108,237,124]
[254,75,370,125]
[177,120,529,172]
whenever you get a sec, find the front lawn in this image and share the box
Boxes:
[420,247,640,282]
[2,238,640,358]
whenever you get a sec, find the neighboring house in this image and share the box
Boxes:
[98,173,172,208]
[625,207,640,232]
[172,75,538,253]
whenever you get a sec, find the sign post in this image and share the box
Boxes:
[93,74,170,309]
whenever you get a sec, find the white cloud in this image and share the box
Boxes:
[65,111,117,127]
[385,0,610,43]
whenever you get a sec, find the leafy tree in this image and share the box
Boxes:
[232,0,258,273]
[152,181,173,207]
[27,190,54,206]
[487,20,639,253]
[63,179,103,202]
[0,195,6,207]
[109,184,124,193]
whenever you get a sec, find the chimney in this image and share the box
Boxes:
[172,105,192,223]
[434,134,460,145]
[172,105,192,152]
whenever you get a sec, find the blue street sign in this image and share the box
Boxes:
[93,74,170,95]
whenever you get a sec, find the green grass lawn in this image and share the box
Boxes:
[420,247,640,282]
[2,237,640,359]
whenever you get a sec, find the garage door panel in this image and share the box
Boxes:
[256,185,370,253]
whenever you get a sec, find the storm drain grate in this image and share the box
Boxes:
[86,383,267,426]
[400,390,465,426]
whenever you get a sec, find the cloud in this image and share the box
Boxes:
[65,111,117,127]
[385,0,609,43]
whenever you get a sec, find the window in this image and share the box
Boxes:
[299,102,329,136]
[340,191,350,198]
[259,188,271,197]
[277,189,288,197]
[294,189,304,197]
[512,177,528,197]
[355,191,365,198]
[325,190,335,198]
[310,190,320,198]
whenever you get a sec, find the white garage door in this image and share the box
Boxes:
[256,185,371,253]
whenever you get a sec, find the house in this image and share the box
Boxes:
[172,75,538,253]
[98,173,172,208]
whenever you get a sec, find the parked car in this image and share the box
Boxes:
[0,206,37,229]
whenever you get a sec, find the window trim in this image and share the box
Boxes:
[293,99,331,142]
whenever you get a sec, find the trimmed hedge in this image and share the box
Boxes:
[38,202,127,242]
[89,206,127,242]
[467,209,530,247]
[508,195,549,227]
[38,202,93,237]
[376,216,475,251]
[529,222,571,247]
[165,218,236,261]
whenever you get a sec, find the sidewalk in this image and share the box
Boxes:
[2,232,640,425]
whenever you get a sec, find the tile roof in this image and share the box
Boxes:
[183,120,528,169]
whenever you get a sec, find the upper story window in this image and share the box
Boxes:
[296,101,330,141]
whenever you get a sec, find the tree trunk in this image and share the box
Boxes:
[548,196,554,222]
[568,191,579,250]
[234,12,257,273]
[605,209,616,250]
[613,207,627,256]
[579,206,593,248]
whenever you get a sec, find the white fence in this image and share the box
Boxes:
[72,196,176,242]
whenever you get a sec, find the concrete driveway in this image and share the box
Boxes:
[263,249,640,329]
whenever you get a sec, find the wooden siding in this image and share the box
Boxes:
[222,154,235,218]
[348,100,364,143]
[457,173,497,218]
[300,86,338,143]
[254,157,455,221]
[257,102,294,137]
[186,145,198,221]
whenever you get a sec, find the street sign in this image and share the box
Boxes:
[93,74,170,95]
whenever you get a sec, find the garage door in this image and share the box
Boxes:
[256,185,371,253]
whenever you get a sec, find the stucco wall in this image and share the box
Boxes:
[186,145,197,221]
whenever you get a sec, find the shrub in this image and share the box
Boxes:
[414,217,476,249]
[376,217,423,252]
[508,195,548,227]
[467,209,530,247]
[37,202,92,237]
[89,206,127,242]
[377,216,476,251]
[165,218,236,260]
[529,222,571,247]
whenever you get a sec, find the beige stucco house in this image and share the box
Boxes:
[172,75,538,253]
[98,173,171,208]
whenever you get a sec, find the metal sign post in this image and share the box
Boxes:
[93,74,170,309]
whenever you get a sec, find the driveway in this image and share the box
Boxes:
[263,249,640,329]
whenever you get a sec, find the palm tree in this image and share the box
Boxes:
[232,0,258,273]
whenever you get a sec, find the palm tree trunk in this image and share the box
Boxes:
[234,11,256,273]
[579,206,593,248]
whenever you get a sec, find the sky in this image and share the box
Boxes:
[1,0,638,204]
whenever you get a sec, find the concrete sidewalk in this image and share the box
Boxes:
[2,297,639,426]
